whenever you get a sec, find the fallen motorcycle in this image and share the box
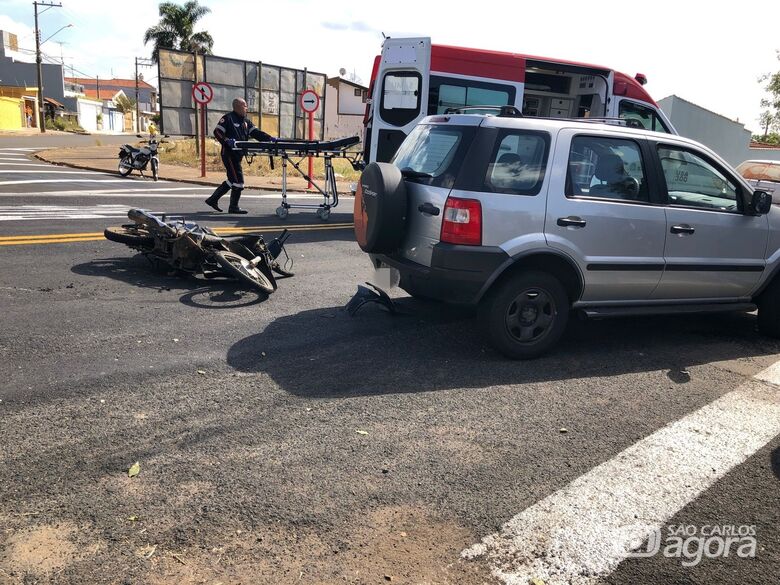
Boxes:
[104,209,292,293]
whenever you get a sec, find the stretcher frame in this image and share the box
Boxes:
[234,136,362,221]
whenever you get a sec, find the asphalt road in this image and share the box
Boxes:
[0,136,777,585]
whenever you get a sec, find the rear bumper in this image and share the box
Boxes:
[371,244,509,304]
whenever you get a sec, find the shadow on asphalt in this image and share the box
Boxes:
[226,299,780,398]
[772,447,780,481]
[71,256,268,308]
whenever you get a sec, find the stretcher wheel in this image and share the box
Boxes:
[316,208,330,221]
[275,206,289,220]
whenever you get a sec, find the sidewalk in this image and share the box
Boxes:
[35,144,354,194]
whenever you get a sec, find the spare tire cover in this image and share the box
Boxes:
[354,162,407,253]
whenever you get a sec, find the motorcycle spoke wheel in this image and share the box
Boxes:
[104,226,154,249]
[213,251,276,294]
[118,158,133,176]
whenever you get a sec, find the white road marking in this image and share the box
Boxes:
[0,204,144,221]
[0,179,171,185]
[463,365,780,585]
[0,148,38,151]
[0,162,55,167]
[0,189,343,200]
[0,170,116,175]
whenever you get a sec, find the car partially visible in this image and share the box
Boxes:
[736,159,780,197]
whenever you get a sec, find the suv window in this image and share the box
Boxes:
[381,72,422,127]
[567,136,648,202]
[618,100,670,133]
[658,145,741,212]
[392,124,475,188]
[484,130,550,195]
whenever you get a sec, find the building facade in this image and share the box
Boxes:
[324,77,367,141]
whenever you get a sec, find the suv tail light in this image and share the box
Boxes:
[440,197,482,246]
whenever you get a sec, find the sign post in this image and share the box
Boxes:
[300,89,320,190]
[192,81,214,178]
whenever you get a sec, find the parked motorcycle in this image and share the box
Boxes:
[118,134,167,181]
[104,209,293,294]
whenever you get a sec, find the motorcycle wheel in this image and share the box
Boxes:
[104,225,154,249]
[213,250,275,294]
[151,158,159,181]
[118,157,133,176]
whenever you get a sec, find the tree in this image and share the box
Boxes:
[143,1,214,62]
[114,94,137,115]
[757,51,780,141]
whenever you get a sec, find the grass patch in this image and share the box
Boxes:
[159,138,362,181]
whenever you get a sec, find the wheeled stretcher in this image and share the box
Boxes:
[234,136,362,221]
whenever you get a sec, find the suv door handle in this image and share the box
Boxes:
[670,224,695,234]
[557,216,587,228]
[418,202,440,216]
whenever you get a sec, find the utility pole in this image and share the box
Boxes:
[33,1,62,133]
[134,57,153,133]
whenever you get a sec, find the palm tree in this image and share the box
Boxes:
[143,1,214,62]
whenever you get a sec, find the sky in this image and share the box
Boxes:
[1,0,778,133]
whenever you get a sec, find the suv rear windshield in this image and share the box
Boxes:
[392,124,475,188]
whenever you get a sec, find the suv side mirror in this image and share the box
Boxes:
[748,190,772,215]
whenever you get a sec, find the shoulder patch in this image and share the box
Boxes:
[219,117,226,124]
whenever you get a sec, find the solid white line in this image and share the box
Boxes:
[0,148,38,151]
[0,170,116,175]
[0,179,171,185]
[0,190,343,200]
[0,162,56,167]
[463,366,780,585]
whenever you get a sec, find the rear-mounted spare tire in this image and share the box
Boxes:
[354,162,407,253]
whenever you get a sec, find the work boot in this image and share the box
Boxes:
[205,181,230,212]
[228,187,248,214]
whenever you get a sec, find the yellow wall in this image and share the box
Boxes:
[0,97,23,130]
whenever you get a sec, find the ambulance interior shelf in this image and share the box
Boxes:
[233,136,362,221]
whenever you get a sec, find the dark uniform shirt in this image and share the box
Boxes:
[214,111,272,154]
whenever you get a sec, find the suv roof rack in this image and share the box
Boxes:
[549,116,646,129]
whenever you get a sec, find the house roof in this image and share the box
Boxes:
[65,77,155,90]
[44,97,65,108]
[82,88,124,100]
[327,76,368,92]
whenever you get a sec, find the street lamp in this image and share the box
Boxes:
[41,23,72,45]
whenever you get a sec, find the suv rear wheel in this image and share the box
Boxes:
[479,271,569,359]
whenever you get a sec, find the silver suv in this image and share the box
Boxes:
[354,114,775,358]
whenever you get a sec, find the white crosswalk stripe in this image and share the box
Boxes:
[0,204,139,221]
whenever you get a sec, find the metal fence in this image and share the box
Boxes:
[158,48,326,139]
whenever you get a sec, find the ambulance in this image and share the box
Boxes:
[363,37,676,163]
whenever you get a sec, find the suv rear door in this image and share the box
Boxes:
[545,128,667,301]
[392,117,480,267]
